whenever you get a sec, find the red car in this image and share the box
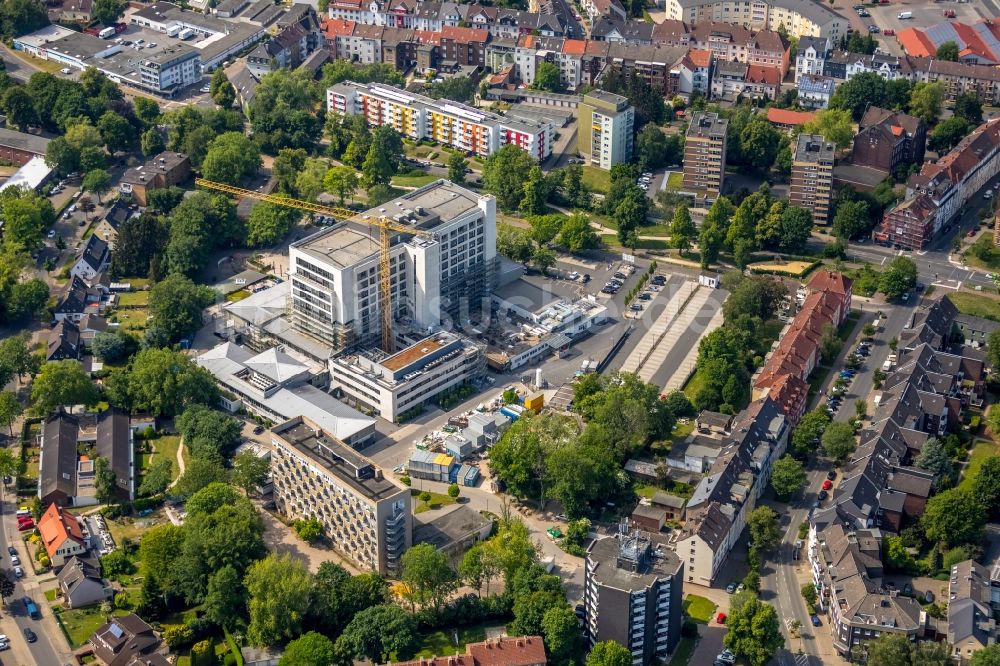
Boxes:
[944,10,956,17]
[883,28,895,36]
[716,612,727,624]
[17,515,32,525]
[17,520,33,531]
[822,479,833,491]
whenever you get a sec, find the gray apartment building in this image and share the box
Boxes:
[270,417,411,574]
[584,530,684,665]
[682,111,727,201]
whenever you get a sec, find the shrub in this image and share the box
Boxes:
[400,475,411,486]
[163,625,195,649]
[680,621,698,638]
[447,483,460,498]
[191,639,217,666]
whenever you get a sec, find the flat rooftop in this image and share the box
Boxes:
[364,179,483,230]
[795,133,835,163]
[587,533,682,592]
[687,111,728,139]
[493,276,577,313]
[413,504,492,550]
[381,335,446,372]
[272,417,402,502]
[294,225,380,269]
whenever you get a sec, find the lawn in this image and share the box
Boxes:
[581,166,612,194]
[392,173,439,188]
[414,623,491,657]
[682,367,710,403]
[668,636,698,666]
[116,290,149,308]
[600,234,669,251]
[150,434,186,481]
[683,594,717,624]
[635,484,658,499]
[411,488,458,514]
[959,440,1000,491]
[54,606,131,647]
[666,172,684,191]
[946,292,1000,323]
[226,289,251,302]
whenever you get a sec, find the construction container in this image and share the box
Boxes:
[408,450,456,483]
[524,392,544,413]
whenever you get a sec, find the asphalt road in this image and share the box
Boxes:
[547,0,586,39]
[0,485,64,666]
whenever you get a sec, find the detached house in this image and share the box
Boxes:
[90,614,169,666]
[38,503,88,569]
[71,236,110,284]
[57,556,111,609]
[851,106,926,180]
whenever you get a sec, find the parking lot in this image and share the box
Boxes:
[853,0,993,55]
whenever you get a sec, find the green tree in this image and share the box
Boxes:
[210,68,236,108]
[722,595,784,666]
[0,391,23,436]
[111,212,167,278]
[832,199,870,239]
[91,0,124,26]
[173,458,228,497]
[248,69,322,152]
[140,127,166,157]
[483,145,536,211]
[879,256,917,299]
[232,450,270,496]
[176,404,242,464]
[971,645,1000,666]
[82,168,112,204]
[738,116,781,171]
[779,206,813,252]
[866,632,916,666]
[133,97,160,127]
[293,518,323,542]
[532,62,563,92]
[520,165,548,216]
[954,92,984,124]
[94,456,118,504]
[138,524,184,588]
[361,125,403,189]
[97,111,135,153]
[497,224,536,263]
[557,213,599,252]
[635,124,670,172]
[669,204,696,256]
[541,606,581,666]
[138,458,172,497]
[830,72,888,120]
[929,116,972,152]
[922,487,986,548]
[821,421,856,463]
[973,456,1000,518]
[279,632,335,666]
[201,132,262,186]
[802,108,854,149]
[1,87,35,131]
[586,641,632,666]
[31,360,98,414]
[246,202,298,248]
[323,166,359,207]
[908,81,944,123]
[2,196,46,252]
[335,604,418,663]
[447,153,469,185]
[400,543,457,613]
[770,455,807,499]
[245,554,313,647]
[113,348,218,418]
[936,40,960,61]
[699,197,734,267]
[915,437,954,488]
[45,137,80,177]
[747,506,780,551]
[148,273,214,344]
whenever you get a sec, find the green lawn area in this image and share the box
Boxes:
[54,606,131,647]
[392,173,439,188]
[959,440,1000,491]
[946,292,1000,323]
[581,166,611,194]
[597,215,672,237]
[117,290,149,307]
[226,289,251,302]
[149,434,186,481]
[635,484,658,499]
[683,594,717,624]
[682,367,710,403]
[600,234,669,250]
[666,172,683,191]
[411,488,457,514]
[414,623,491,657]
[668,636,698,666]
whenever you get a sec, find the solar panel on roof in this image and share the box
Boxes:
[108,623,124,639]
[926,22,959,49]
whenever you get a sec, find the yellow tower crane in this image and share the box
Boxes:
[195,178,434,353]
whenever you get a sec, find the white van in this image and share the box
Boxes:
[898,11,912,19]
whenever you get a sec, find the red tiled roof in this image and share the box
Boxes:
[766,108,816,127]
[562,38,586,55]
[390,637,546,666]
[688,48,711,68]
[746,65,781,85]
[414,29,441,45]
[896,27,937,58]
[807,270,853,296]
[440,25,488,43]
[38,503,85,559]
[321,18,355,39]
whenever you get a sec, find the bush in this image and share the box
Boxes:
[163,624,195,649]
[447,483,460,498]
[400,475,411,486]
[191,639,217,666]
[681,621,699,638]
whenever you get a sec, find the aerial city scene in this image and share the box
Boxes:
[4,0,1000,662]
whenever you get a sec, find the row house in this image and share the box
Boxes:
[589,17,655,44]
[806,522,924,657]
[876,118,1000,249]
[327,81,553,159]
[581,0,626,22]
[597,43,691,95]
[247,11,324,78]
[673,398,788,586]
[753,271,852,426]
[909,56,1000,106]
[653,19,789,76]
[947,560,1000,664]
[795,35,828,83]
[515,35,585,88]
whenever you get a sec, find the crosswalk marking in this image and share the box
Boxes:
[794,654,810,666]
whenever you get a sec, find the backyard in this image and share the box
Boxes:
[414,622,495,658]
[682,594,717,624]
[959,440,1000,491]
[53,605,132,648]
[947,291,1000,323]
[411,488,458,514]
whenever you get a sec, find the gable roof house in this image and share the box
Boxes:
[71,236,110,284]
[47,319,83,362]
[92,200,133,247]
[38,503,88,569]
[54,276,110,323]
[851,106,926,179]
[57,556,111,609]
[947,560,999,661]
[90,614,170,666]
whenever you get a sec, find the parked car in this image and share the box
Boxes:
[883,28,895,36]
[818,490,828,500]
[827,470,837,480]
[638,293,651,301]
[13,566,22,578]
[726,583,736,593]
[7,547,15,557]
[22,628,36,643]
[630,304,643,311]
[716,651,736,665]
[811,615,821,627]
[822,479,833,491]
[253,425,265,435]
[716,612,726,624]
[16,521,32,532]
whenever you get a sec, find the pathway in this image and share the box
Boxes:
[167,438,187,489]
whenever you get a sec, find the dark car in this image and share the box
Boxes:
[827,470,837,481]
[253,425,265,435]
[638,293,652,301]
[818,490,828,501]
[23,628,36,643]
[614,272,627,280]
[581,274,591,283]
[6,546,15,557]
[574,604,585,618]
[811,615,821,627]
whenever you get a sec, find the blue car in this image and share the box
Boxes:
[811,615,821,627]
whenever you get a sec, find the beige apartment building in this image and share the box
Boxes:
[270,417,411,574]
[789,134,835,225]
[577,90,634,170]
[682,111,728,201]
[663,0,846,40]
